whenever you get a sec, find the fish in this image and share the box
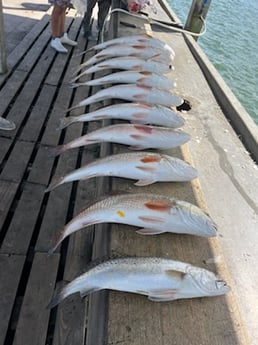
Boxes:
[45,152,198,192]
[71,57,172,83]
[49,193,217,253]
[49,124,191,157]
[82,34,175,57]
[47,256,230,308]
[70,71,176,90]
[68,85,183,111]
[75,45,174,72]
[60,103,185,129]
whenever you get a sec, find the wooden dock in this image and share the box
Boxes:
[0,1,256,344]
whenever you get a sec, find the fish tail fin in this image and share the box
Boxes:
[47,281,70,309]
[45,175,65,193]
[48,229,65,255]
[59,116,77,129]
[48,144,67,158]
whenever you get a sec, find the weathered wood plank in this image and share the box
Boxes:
[0,140,34,182]
[0,69,27,118]
[0,11,51,86]
[0,182,45,255]
[12,253,59,345]
[19,84,56,143]
[27,144,55,186]
[0,253,25,345]
[0,136,12,166]
[0,179,18,231]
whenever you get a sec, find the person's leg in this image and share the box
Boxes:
[51,4,65,38]
[50,4,68,53]
[97,0,111,31]
[50,1,77,52]
[82,0,98,38]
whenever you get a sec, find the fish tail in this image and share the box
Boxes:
[45,175,65,193]
[47,283,68,309]
[48,144,68,157]
[68,82,84,89]
[48,229,65,255]
[59,117,77,129]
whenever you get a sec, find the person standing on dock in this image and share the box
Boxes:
[82,0,111,39]
[49,0,78,53]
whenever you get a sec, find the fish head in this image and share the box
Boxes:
[156,106,185,127]
[185,266,230,297]
[163,155,198,180]
[177,201,218,237]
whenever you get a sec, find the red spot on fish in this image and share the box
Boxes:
[134,125,153,134]
[144,201,171,212]
[140,155,161,163]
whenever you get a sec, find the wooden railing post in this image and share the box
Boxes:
[184,0,212,40]
[0,0,7,74]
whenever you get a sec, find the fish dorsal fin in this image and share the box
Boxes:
[144,201,173,212]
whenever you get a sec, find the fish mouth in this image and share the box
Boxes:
[215,279,230,293]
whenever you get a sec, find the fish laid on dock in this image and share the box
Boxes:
[76,45,174,72]
[83,34,175,57]
[60,103,184,129]
[47,256,229,308]
[71,57,172,82]
[49,193,217,253]
[45,152,197,192]
[70,71,176,90]
[49,124,190,157]
[68,85,183,111]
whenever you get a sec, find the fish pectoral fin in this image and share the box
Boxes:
[135,166,155,172]
[136,228,164,235]
[134,178,156,186]
[80,287,100,298]
[148,289,178,302]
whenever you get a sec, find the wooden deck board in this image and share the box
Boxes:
[0,183,45,255]
[12,253,59,345]
[0,254,25,345]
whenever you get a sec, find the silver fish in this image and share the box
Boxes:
[76,45,174,72]
[45,152,197,192]
[49,124,191,157]
[81,34,175,56]
[68,85,183,111]
[70,71,176,90]
[71,57,172,83]
[49,193,217,253]
[48,257,229,308]
[60,103,184,129]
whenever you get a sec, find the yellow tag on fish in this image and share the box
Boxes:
[117,210,126,218]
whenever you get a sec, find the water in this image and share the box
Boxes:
[167,0,258,125]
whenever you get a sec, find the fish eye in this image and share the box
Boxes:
[216,279,227,289]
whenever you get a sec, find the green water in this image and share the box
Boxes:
[167,0,258,125]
